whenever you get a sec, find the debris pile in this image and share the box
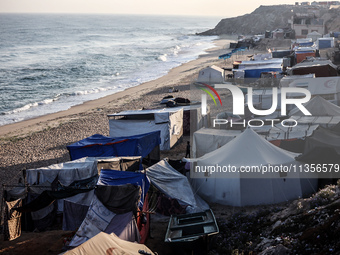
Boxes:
[209,181,340,254]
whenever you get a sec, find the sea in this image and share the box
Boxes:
[0,14,221,126]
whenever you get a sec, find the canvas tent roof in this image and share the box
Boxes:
[290,115,340,127]
[146,159,209,213]
[288,60,338,77]
[289,96,340,116]
[266,124,319,140]
[192,128,241,158]
[67,131,161,161]
[190,128,317,206]
[65,232,155,255]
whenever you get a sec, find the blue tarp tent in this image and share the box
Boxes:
[67,131,161,161]
[98,169,150,209]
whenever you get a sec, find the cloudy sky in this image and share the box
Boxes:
[1,0,302,17]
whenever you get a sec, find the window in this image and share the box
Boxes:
[301,29,309,35]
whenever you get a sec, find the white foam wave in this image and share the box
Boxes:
[157,54,167,61]
[3,97,58,115]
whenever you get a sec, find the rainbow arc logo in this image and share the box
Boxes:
[196,83,222,106]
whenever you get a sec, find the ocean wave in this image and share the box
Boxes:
[2,97,57,115]
[157,54,167,62]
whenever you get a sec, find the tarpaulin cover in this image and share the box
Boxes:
[95,184,141,215]
[97,169,150,210]
[63,190,94,231]
[67,131,161,161]
[146,159,209,213]
[68,196,140,247]
[26,158,98,186]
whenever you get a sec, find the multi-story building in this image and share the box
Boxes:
[288,7,325,38]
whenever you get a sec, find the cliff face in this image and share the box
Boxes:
[199,5,335,36]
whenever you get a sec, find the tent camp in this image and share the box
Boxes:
[65,232,155,255]
[190,129,318,206]
[146,159,209,214]
[2,156,146,241]
[67,131,161,162]
[108,108,183,151]
[192,128,241,158]
[196,65,225,84]
[289,95,340,116]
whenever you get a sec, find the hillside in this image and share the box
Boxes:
[199,5,339,36]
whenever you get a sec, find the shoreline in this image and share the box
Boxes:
[0,38,230,139]
[0,37,236,190]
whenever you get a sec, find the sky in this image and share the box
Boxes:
[0,0,304,17]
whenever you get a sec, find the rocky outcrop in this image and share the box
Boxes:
[199,5,333,36]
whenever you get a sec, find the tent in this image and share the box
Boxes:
[288,77,340,105]
[294,48,316,64]
[4,157,143,237]
[192,128,241,158]
[196,65,225,84]
[297,127,340,173]
[67,131,161,162]
[190,129,318,206]
[317,37,335,49]
[287,60,338,77]
[266,125,319,153]
[25,157,98,186]
[289,95,340,116]
[68,169,151,248]
[146,159,209,214]
[64,232,155,255]
[307,31,322,42]
[279,74,315,87]
[108,108,183,151]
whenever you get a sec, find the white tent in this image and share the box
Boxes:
[307,31,322,42]
[108,108,183,151]
[196,65,225,84]
[65,232,155,255]
[146,159,209,213]
[190,129,317,206]
[279,74,315,88]
[288,77,340,105]
[192,128,241,158]
[289,95,340,116]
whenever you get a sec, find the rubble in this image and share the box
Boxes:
[209,181,340,254]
